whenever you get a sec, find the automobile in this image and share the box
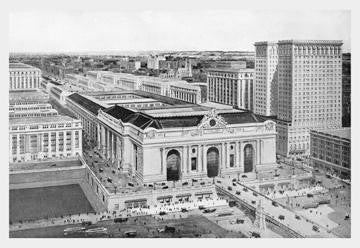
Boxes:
[312,225,320,232]
[252,192,258,197]
[124,230,137,237]
[81,221,92,226]
[278,215,285,220]
[164,226,176,233]
[182,182,189,186]
[181,208,188,212]
[295,215,301,220]
[128,182,134,187]
[162,186,169,189]
[326,174,331,179]
[235,191,241,195]
[344,214,350,220]
[232,182,237,187]
[198,205,205,210]
[192,179,198,182]
[241,175,248,178]
[107,177,113,183]
[236,219,245,224]
[114,217,128,223]
[251,200,256,205]
[203,208,216,213]
[307,193,314,198]
[200,182,205,185]
[227,186,232,191]
[148,184,154,188]
[99,168,104,173]
[274,174,280,177]
[232,178,237,182]
[314,169,320,173]
[242,188,248,192]
[229,201,236,207]
[217,180,222,184]
[159,211,167,216]
[50,163,57,167]
[250,231,261,238]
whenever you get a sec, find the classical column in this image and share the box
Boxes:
[160,148,166,175]
[187,146,190,173]
[198,145,202,173]
[202,145,206,173]
[97,125,101,149]
[239,142,244,172]
[221,143,226,170]
[235,142,240,167]
[257,140,261,165]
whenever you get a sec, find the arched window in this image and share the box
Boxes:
[207,147,219,177]
[166,149,181,181]
[244,144,254,173]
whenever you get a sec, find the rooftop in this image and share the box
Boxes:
[9,115,78,126]
[9,63,40,70]
[312,128,351,140]
[67,93,108,115]
[207,67,254,73]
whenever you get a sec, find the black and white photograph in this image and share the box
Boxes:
[2,0,358,244]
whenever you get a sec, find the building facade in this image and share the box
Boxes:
[96,106,277,184]
[254,41,278,116]
[310,128,350,179]
[9,63,41,90]
[9,116,82,163]
[207,68,254,111]
[276,40,343,157]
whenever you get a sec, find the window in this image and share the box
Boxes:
[230,154,235,167]
[191,157,197,171]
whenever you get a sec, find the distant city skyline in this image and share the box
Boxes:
[9,10,351,53]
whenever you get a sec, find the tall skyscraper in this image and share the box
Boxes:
[276,40,343,157]
[254,40,343,157]
[254,41,278,116]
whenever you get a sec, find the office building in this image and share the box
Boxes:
[207,67,254,111]
[310,128,350,179]
[9,63,41,90]
[9,116,82,163]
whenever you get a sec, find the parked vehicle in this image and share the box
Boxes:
[203,208,216,213]
[227,186,232,191]
[278,215,285,220]
[124,230,137,237]
[159,211,167,216]
[312,225,320,232]
[81,221,92,226]
[272,201,279,207]
[114,217,128,223]
[235,191,241,195]
[164,226,176,233]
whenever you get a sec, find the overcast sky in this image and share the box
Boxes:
[9,10,351,53]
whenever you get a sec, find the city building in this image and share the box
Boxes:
[9,63,41,90]
[254,41,278,116]
[207,67,254,111]
[276,40,343,157]
[147,55,166,70]
[342,53,351,127]
[310,128,350,179]
[9,115,82,163]
[9,90,49,105]
[9,108,58,119]
[169,81,202,104]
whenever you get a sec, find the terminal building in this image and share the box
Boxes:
[65,90,277,184]
[310,128,351,179]
[9,115,82,163]
[9,63,41,91]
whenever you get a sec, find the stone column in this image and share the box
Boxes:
[187,146,190,173]
[198,145,202,173]
[257,140,261,165]
[221,143,226,170]
[202,145,206,173]
[235,142,240,167]
[239,142,244,172]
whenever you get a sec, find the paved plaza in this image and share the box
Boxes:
[10,184,95,223]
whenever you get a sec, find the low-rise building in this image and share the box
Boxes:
[310,128,351,179]
[9,115,82,163]
[9,63,41,90]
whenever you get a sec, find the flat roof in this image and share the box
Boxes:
[9,63,39,70]
[10,115,77,126]
[312,128,351,140]
[207,67,254,73]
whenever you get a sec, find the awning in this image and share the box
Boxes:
[176,193,192,198]
[195,191,213,196]
[157,195,173,200]
[124,198,147,203]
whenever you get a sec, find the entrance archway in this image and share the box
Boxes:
[166,149,181,181]
[244,144,254,173]
[207,147,219,177]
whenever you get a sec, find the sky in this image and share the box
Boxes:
[9,10,351,53]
